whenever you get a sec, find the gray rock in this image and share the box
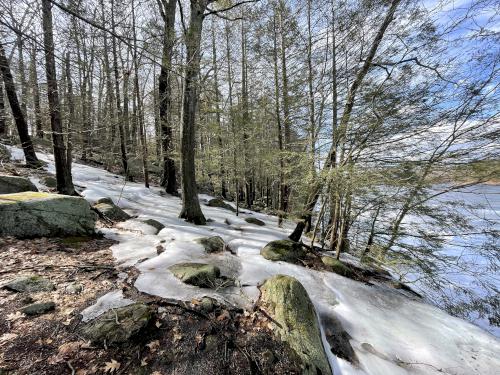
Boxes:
[321,256,355,278]
[260,240,306,263]
[0,144,11,162]
[41,176,57,188]
[259,275,331,375]
[200,296,217,313]
[141,218,165,233]
[244,217,265,226]
[0,192,96,238]
[194,236,226,253]
[207,198,236,212]
[93,202,131,222]
[65,282,83,294]
[96,197,114,205]
[21,301,56,316]
[169,263,220,288]
[2,275,55,292]
[0,175,38,194]
[81,303,151,345]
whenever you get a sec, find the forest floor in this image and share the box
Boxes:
[0,234,302,375]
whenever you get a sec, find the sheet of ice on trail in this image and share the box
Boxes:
[80,290,134,322]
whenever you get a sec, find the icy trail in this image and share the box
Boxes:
[6,146,500,375]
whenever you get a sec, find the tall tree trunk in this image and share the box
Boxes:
[30,45,43,138]
[241,17,253,208]
[65,52,74,172]
[111,0,131,181]
[289,0,401,241]
[158,0,177,194]
[16,36,28,124]
[0,80,5,136]
[306,0,316,173]
[0,41,39,166]
[179,0,208,225]
[41,0,75,194]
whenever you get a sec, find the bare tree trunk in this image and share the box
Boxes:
[41,0,75,194]
[16,36,28,123]
[158,0,177,194]
[179,0,208,225]
[289,0,401,241]
[0,80,5,136]
[30,45,43,138]
[241,17,253,208]
[65,52,74,172]
[0,41,39,166]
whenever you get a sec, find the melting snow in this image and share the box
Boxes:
[80,290,134,322]
[5,145,500,375]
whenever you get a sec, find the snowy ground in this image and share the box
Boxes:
[5,145,500,375]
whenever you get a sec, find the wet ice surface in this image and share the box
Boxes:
[80,290,134,322]
[5,145,500,375]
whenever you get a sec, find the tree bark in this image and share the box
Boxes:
[0,80,5,136]
[0,41,39,166]
[179,0,210,224]
[41,0,75,194]
[30,45,43,138]
[158,0,177,194]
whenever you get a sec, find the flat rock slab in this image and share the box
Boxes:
[93,202,131,222]
[194,236,226,253]
[259,275,331,375]
[169,263,221,288]
[244,217,265,226]
[2,276,55,292]
[0,175,38,194]
[21,302,56,316]
[261,240,306,263]
[81,303,151,345]
[0,192,96,238]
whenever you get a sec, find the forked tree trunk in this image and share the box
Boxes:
[179,0,208,225]
[0,41,39,166]
[41,0,75,194]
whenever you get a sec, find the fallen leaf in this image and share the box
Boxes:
[216,310,230,321]
[103,359,121,373]
[0,333,18,343]
[151,371,163,375]
[140,359,148,366]
[146,340,160,352]
[6,312,24,321]
[58,341,82,356]
[155,320,162,328]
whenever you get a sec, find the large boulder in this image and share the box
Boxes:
[0,175,38,194]
[169,263,220,288]
[261,240,306,263]
[207,198,236,212]
[244,217,265,226]
[81,303,151,345]
[93,199,131,222]
[259,275,331,375]
[2,275,55,292]
[0,192,96,238]
[194,236,226,253]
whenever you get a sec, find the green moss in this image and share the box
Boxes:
[0,191,54,204]
[169,263,221,288]
[321,256,355,278]
[261,240,306,263]
[60,236,92,248]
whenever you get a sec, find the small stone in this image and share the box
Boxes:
[244,217,265,226]
[66,282,83,294]
[2,275,55,293]
[194,236,226,253]
[21,302,56,316]
[93,202,131,222]
[141,219,165,233]
[169,263,220,288]
[200,296,216,313]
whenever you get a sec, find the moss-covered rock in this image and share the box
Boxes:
[194,236,226,253]
[93,201,131,222]
[0,144,11,162]
[259,275,331,375]
[40,176,57,188]
[0,175,38,194]
[169,263,220,288]
[321,256,355,278]
[81,303,151,345]
[207,198,236,212]
[244,217,265,226]
[261,240,306,263]
[21,301,56,316]
[141,218,165,233]
[2,275,55,293]
[0,192,96,238]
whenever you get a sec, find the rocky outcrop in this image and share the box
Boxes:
[169,263,221,288]
[2,275,55,292]
[81,303,151,345]
[0,175,38,194]
[244,217,265,226]
[93,198,131,222]
[261,240,306,263]
[195,236,227,253]
[207,198,236,212]
[259,275,331,375]
[0,192,96,238]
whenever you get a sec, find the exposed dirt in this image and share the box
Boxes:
[0,235,302,375]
